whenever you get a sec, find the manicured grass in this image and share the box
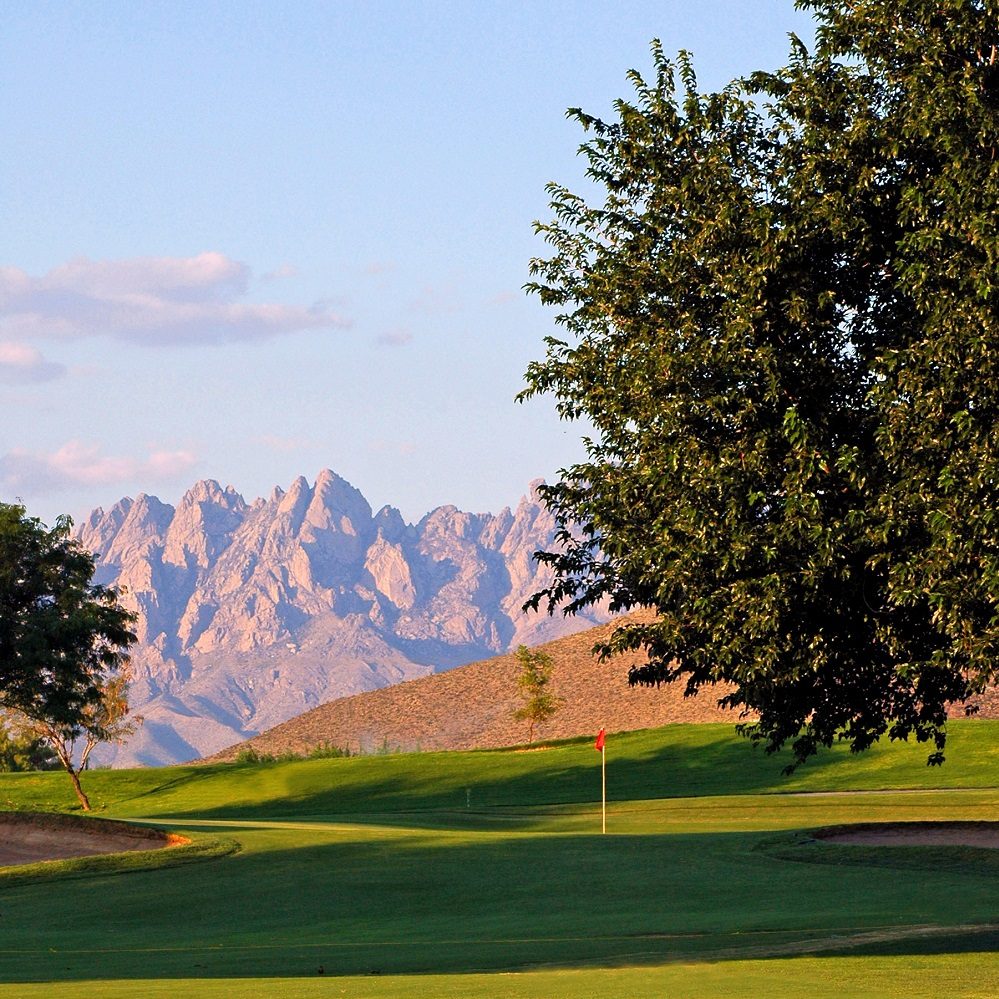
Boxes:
[5,720,999,821]
[0,721,997,996]
[2,955,999,999]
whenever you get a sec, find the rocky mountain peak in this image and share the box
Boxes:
[75,470,609,767]
[163,480,248,570]
[305,469,372,535]
[275,475,312,522]
[182,479,245,517]
[77,496,134,558]
[96,493,174,568]
[419,504,486,542]
[373,505,408,543]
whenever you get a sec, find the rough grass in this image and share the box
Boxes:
[0,721,998,997]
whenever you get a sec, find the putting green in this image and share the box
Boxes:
[0,722,997,997]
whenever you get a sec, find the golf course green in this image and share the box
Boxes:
[1,721,997,997]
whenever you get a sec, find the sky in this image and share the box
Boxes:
[1,0,813,527]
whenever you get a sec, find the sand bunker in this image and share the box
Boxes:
[0,813,185,867]
[819,821,999,849]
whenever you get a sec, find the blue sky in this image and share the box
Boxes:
[1,0,812,526]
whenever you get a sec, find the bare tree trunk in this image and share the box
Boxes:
[45,735,91,811]
[65,765,91,811]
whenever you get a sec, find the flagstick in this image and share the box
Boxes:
[601,741,606,835]
[595,727,607,835]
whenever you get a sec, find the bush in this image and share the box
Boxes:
[232,743,353,765]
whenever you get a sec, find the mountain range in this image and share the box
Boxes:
[76,470,609,766]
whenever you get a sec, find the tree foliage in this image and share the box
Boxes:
[0,717,58,772]
[0,502,137,805]
[14,663,141,810]
[521,1,999,767]
[513,645,561,743]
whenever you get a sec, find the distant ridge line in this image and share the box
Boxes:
[198,612,741,762]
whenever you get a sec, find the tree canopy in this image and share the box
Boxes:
[0,502,136,736]
[521,1,999,766]
[0,502,138,806]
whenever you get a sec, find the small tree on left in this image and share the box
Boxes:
[0,502,137,809]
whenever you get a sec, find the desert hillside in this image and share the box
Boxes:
[202,612,741,761]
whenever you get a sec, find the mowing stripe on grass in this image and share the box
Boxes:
[5,922,997,961]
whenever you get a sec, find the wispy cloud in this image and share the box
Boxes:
[0,252,348,346]
[0,342,66,383]
[0,441,198,492]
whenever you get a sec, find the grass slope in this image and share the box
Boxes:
[0,721,997,997]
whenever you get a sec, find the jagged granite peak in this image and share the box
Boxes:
[275,474,312,521]
[302,469,373,566]
[78,496,133,553]
[418,504,489,543]
[75,470,610,767]
[182,478,243,506]
[163,479,248,570]
[92,494,175,569]
[373,504,409,543]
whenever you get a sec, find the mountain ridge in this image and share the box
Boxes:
[77,470,609,766]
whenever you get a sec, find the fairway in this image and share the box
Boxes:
[1,723,998,997]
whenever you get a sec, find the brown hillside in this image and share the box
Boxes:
[201,613,742,762]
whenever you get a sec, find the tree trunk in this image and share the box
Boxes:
[66,766,91,811]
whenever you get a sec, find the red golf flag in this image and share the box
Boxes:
[595,728,606,752]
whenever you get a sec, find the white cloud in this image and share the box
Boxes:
[0,441,198,493]
[0,342,65,383]
[0,252,348,346]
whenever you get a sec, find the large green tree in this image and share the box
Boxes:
[521,1,999,766]
[0,503,136,801]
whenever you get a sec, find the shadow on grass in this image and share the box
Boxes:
[117,730,849,826]
[10,721,996,826]
[1,822,998,984]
